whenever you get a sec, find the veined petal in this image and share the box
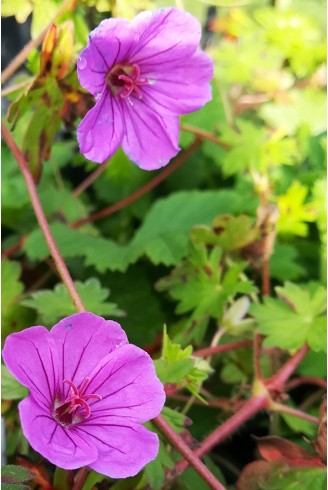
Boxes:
[77,91,124,163]
[130,8,202,66]
[141,50,213,116]
[86,344,165,424]
[121,97,180,170]
[77,18,137,97]
[19,396,97,469]
[50,313,128,396]
[2,327,59,409]
[80,421,159,478]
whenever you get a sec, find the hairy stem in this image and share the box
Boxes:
[271,402,319,424]
[1,123,86,313]
[174,395,268,477]
[267,345,309,392]
[168,344,311,484]
[155,414,227,490]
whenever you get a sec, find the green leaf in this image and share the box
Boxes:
[179,456,226,490]
[22,91,62,180]
[1,366,28,400]
[2,144,30,211]
[191,214,258,252]
[161,406,187,434]
[1,465,35,484]
[31,0,61,39]
[21,278,124,325]
[53,467,70,490]
[217,120,297,176]
[1,261,32,337]
[259,88,326,136]
[1,0,33,23]
[250,282,327,352]
[23,190,256,272]
[127,189,255,267]
[81,470,106,490]
[144,458,164,490]
[155,358,194,383]
[157,244,256,342]
[144,436,175,490]
[276,182,317,237]
[2,261,24,311]
[155,327,212,400]
[280,410,317,438]
[297,350,327,378]
[102,266,164,346]
[265,466,327,490]
[23,222,129,272]
[270,244,305,281]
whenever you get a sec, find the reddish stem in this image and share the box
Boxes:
[267,345,309,392]
[286,376,327,391]
[193,340,252,357]
[70,138,201,228]
[1,123,86,313]
[253,333,263,380]
[72,160,110,197]
[180,123,230,149]
[272,402,319,424]
[1,236,26,259]
[71,467,90,490]
[169,344,311,483]
[154,414,227,490]
[168,392,244,411]
[175,395,268,476]
[262,258,270,296]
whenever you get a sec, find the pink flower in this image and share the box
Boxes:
[77,8,213,170]
[2,313,165,477]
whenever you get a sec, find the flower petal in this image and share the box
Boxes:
[19,396,97,469]
[121,97,180,170]
[86,344,165,423]
[50,313,128,393]
[2,327,59,409]
[80,421,159,478]
[141,50,213,116]
[77,18,137,97]
[130,8,202,67]
[77,91,124,163]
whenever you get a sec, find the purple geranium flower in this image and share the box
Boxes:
[77,7,213,170]
[2,313,165,477]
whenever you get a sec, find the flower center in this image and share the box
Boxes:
[53,377,101,427]
[106,64,148,99]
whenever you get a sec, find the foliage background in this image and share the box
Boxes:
[1,0,327,489]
